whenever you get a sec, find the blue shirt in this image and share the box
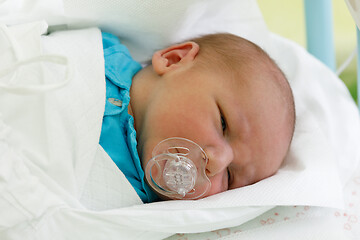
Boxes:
[99,32,158,203]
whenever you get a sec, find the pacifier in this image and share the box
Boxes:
[145,137,211,200]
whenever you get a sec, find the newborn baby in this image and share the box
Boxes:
[100,32,295,202]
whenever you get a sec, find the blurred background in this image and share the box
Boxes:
[257,0,358,102]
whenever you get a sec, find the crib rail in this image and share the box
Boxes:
[304,0,336,71]
[357,28,360,109]
[304,0,359,110]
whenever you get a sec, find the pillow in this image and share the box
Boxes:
[0,0,268,62]
[62,0,268,62]
[0,0,64,25]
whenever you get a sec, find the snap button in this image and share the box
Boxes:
[108,98,122,107]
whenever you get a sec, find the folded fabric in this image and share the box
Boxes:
[1,16,360,239]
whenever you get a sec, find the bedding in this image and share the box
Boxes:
[165,33,360,240]
[0,0,360,239]
[166,164,360,239]
[0,0,268,63]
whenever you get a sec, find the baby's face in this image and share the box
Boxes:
[137,64,291,199]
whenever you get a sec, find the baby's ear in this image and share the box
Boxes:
[152,41,199,75]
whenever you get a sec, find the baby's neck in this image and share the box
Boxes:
[129,65,158,134]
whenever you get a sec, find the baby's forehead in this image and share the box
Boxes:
[197,43,287,100]
[217,61,275,91]
[219,62,289,117]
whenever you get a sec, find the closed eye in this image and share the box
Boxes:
[220,113,227,133]
[217,104,227,134]
[221,116,226,131]
[227,168,232,189]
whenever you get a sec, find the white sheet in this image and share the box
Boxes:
[0,0,269,63]
[1,19,360,239]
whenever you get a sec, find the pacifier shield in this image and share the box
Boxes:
[145,137,211,200]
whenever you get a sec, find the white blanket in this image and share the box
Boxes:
[0,21,360,239]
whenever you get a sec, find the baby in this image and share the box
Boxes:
[100,32,295,202]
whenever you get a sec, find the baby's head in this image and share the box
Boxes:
[130,33,295,200]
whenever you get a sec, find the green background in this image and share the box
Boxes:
[257,0,358,102]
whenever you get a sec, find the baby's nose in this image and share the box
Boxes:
[204,145,233,177]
